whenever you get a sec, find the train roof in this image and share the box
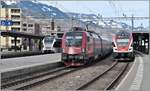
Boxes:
[70,27,86,31]
[101,35,112,41]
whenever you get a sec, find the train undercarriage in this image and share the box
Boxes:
[113,52,135,61]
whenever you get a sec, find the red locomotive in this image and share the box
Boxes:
[61,27,112,66]
[112,30,134,61]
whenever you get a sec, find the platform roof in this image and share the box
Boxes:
[132,31,150,34]
[1,31,44,39]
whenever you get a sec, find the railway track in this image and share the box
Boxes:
[76,61,129,90]
[2,56,129,90]
[1,66,83,90]
[1,55,104,90]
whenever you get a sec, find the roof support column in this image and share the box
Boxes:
[28,38,32,51]
[39,39,42,51]
[14,37,17,52]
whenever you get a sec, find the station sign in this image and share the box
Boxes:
[0,20,13,26]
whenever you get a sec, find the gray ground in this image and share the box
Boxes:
[0,53,61,72]
[116,52,150,91]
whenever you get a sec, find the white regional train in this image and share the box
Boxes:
[42,36,62,53]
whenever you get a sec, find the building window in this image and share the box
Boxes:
[11,40,20,43]
[11,9,20,13]
[11,15,20,19]
[28,24,33,27]
[22,28,27,31]
[28,29,33,33]
[11,40,14,43]
[17,40,20,43]
[46,27,50,29]
[13,21,20,25]
[12,28,20,32]
[23,23,27,27]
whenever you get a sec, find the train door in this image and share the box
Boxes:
[86,33,93,58]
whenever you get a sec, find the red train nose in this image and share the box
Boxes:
[118,47,128,51]
[66,47,82,54]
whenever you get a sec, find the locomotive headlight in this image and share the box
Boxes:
[128,47,133,52]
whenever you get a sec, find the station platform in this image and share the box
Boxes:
[116,52,150,91]
[1,51,44,59]
[0,53,61,72]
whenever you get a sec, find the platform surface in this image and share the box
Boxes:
[0,53,61,72]
[116,52,150,91]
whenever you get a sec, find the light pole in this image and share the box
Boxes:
[131,14,134,31]
[71,17,74,29]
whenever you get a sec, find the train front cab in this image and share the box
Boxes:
[61,31,91,66]
[112,31,134,61]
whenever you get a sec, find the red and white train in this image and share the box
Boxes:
[61,27,112,66]
[112,30,134,61]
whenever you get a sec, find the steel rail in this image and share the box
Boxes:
[104,62,129,90]
[2,66,69,89]
[2,64,89,90]
[76,61,118,90]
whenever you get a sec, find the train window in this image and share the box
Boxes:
[65,32,83,47]
[117,39,129,42]
[44,36,54,44]
[66,32,83,36]
[116,39,129,46]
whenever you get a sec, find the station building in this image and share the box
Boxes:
[0,8,22,51]
[21,16,41,51]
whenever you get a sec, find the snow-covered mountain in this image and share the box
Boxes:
[1,0,69,19]
[1,0,131,29]
[67,12,131,29]
[4,0,17,5]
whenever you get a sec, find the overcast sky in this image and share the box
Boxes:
[38,1,149,17]
[38,1,149,27]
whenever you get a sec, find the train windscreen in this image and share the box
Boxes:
[44,36,54,44]
[116,31,131,46]
[65,32,83,47]
[116,39,129,46]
